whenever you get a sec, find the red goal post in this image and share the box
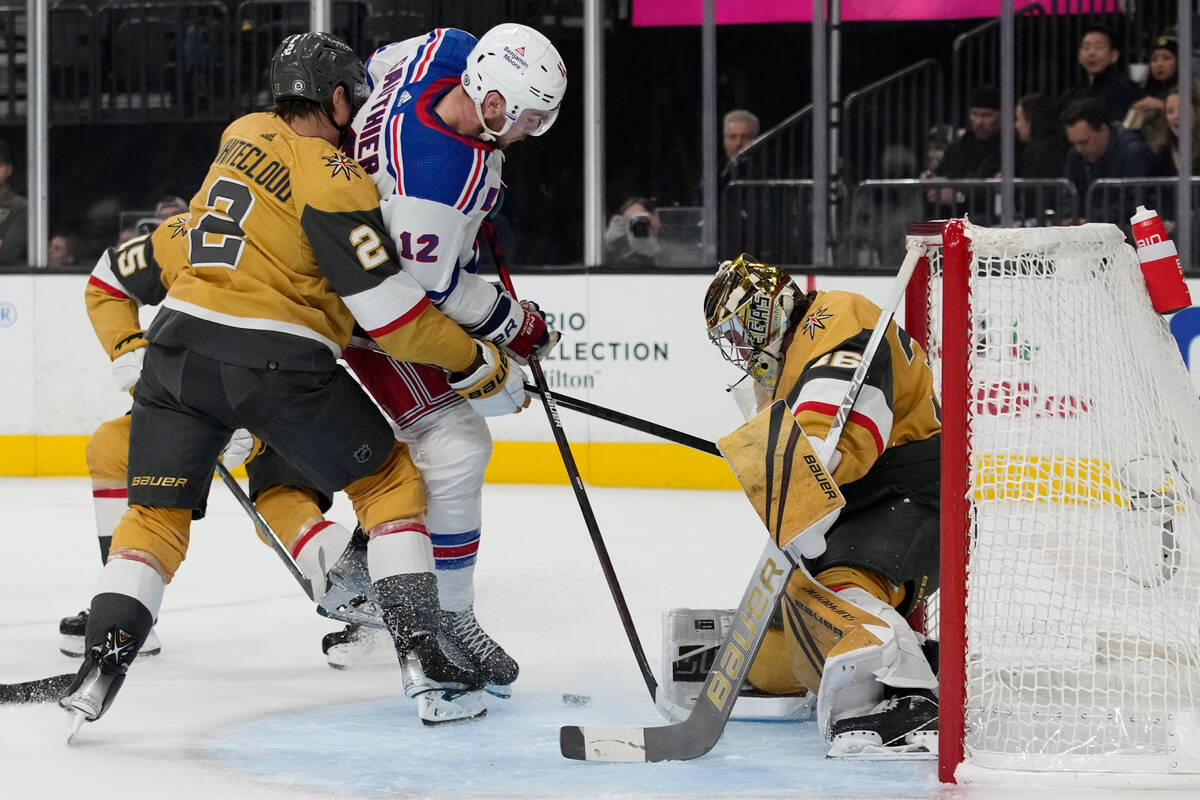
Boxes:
[903,219,1200,788]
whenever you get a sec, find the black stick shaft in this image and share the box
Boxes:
[216,461,315,601]
[523,383,720,457]
[482,222,658,700]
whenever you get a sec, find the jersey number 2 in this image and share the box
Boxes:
[190,177,255,269]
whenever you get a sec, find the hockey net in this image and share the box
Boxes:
[905,220,1200,785]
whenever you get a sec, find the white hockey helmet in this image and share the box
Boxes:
[461,23,567,141]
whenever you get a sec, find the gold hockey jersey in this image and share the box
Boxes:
[773,290,941,485]
[108,112,475,373]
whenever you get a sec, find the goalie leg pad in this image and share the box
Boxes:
[780,570,936,739]
[661,608,813,721]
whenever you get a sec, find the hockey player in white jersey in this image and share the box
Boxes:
[332,24,567,687]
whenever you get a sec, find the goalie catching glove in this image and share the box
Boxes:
[448,341,529,416]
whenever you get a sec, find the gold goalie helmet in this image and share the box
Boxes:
[704,254,805,391]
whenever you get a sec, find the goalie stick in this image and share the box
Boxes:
[0,672,74,704]
[560,242,927,762]
[481,222,689,724]
[523,383,720,456]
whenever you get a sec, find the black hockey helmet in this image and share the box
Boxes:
[270,32,368,112]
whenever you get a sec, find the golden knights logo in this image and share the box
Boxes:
[167,216,188,238]
[324,153,361,181]
[803,307,833,339]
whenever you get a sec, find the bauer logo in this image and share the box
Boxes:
[0,301,15,327]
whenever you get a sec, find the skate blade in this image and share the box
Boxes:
[484,682,511,699]
[65,709,88,743]
[827,731,938,760]
[418,690,487,726]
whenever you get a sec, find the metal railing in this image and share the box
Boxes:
[841,59,944,185]
[950,2,1139,125]
[722,179,816,266]
[840,178,1080,269]
[1086,176,1200,261]
[728,105,813,181]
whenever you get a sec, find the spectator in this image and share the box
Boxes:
[604,196,662,268]
[0,139,28,265]
[47,233,78,268]
[924,124,955,175]
[1164,81,1200,173]
[153,195,188,220]
[925,86,1002,219]
[1061,24,1143,123]
[719,109,761,190]
[1126,31,1179,124]
[1062,98,1156,222]
[724,109,759,162]
[1016,93,1067,178]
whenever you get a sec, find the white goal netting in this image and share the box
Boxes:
[918,221,1200,777]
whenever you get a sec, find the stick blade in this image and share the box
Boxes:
[0,672,75,704]
[560,724,648,762]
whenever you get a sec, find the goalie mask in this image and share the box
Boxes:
[704,254,804,391]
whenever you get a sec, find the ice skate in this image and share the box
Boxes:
[313,526,386,628]
[58,625,143,741]
[60,610,161,658]
[397,638,487,726]
[441,605,518,697]
[827,691,938,759]
[320,623,394,669]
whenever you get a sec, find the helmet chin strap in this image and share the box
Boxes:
[474,100,511,142]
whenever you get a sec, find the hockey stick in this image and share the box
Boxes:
[522,383,721,457]
[215,461,317,601]
[480,222,688,724]
[560,242,927,762]
[0,672,75,704]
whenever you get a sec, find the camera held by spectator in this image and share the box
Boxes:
[604,197,662,266]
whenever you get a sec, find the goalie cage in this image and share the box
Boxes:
[905,219,1200,788]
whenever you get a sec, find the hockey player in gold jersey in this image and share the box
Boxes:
[704,254,942,757]
[58,223,361,661]
[60,32,526,736]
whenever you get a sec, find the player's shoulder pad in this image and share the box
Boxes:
[290,136,381,214]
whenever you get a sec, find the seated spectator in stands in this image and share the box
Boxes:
[47,233,78,268]
[1016,93,1067,178]
[604,196,662,268]
[1164,81,1200,173]
[924,124,954,175]
[0,139,28,265]
[1062,98,1156,222]
[1125,31,1179,124]
[720,109,760,190]
[1136,104,1175,176]
[925,86,1002,219]
[1061,24,1143,123]
[154,194,188,220]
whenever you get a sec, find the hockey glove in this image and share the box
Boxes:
[219,428,256,470]
[448,342,529,416]
[111,345,146,393]
[503,299,560,365]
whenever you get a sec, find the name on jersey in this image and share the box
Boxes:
[355,67,407,175]
[213,137,292,203]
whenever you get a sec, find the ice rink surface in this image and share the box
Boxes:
[0,478,1187,800]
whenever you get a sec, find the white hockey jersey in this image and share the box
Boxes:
[347,29,516,342]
